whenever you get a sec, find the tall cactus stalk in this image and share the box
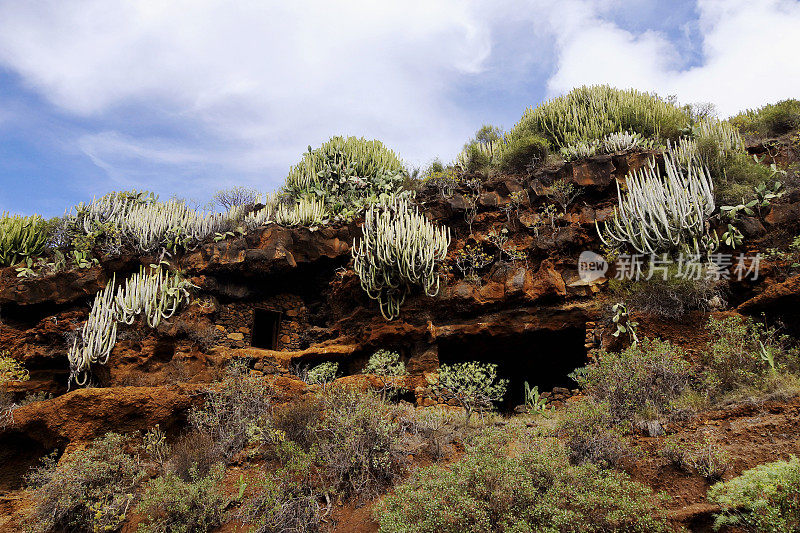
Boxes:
[67,266,194,386]
[352,198,450,320]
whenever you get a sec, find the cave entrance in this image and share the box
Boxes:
[437,328,587,411]
[251,309,282,350]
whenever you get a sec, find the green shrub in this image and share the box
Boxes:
[557,399,627,467]
[702,315,799,397]
[375,429,671,532]
[716,152,776,205]
[238,440,322,533]
[363,349,408,399]
[0,212,50,267]
[305,361,339,386]
[136,464,226,533]
[573,337,692,424]
[188,361,274,462]
[495,133,550,173]
[283,136,407,217]
[731,99,800,138]
[25,432,144,533]
[611,272,719,319]
[708,455,800,531]
[311,386,406,499]
[432,361,508,426]
[506,85,688,149]
[660,433,730,481]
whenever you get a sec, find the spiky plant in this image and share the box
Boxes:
[274,197,327,227]
[66,191,244,255]
[602,131,654,153]
[0,212,49,267]
[504,85,688,150]
[560,139,600,161]
[283,136,407,216]
[68,266,194,386]
[597,152,718,256]
[352,198,450,320]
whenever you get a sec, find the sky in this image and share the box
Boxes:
[0,0,799,216]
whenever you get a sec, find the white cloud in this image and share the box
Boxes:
[541,0,800,116]
[0,0,492,194]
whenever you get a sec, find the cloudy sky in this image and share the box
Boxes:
[1,0,799,216]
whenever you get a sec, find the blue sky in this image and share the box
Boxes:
[1,0,798,217]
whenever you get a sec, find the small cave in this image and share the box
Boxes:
[251,309,282,350]
[437,328,588,411]
[0,432,50,491]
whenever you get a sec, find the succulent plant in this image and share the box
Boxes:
[67,266,194,387]
[352,198,450,320]
[597,152,718,256]
[0,212,49,267]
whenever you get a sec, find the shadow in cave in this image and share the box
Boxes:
[437,328,587,411]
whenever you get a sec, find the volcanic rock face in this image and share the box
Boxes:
[0,149,797,530]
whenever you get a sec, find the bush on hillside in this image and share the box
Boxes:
[709,455,800,531]
[702,315,800,398]
[311,386,407,499]
[557,399,628,467]
[188,361,274,462]
[136,464,227,533]
[573,337,693,424]
[25,432,144,533]
[611,272,720,319]
[238,440,323,533]
[495,132,550,173]
[731,99,800,138]
[375,428,671,533]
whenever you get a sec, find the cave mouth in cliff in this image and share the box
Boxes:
[437,328,587,411]
[251,309,282,350]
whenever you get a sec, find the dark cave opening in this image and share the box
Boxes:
[251,309,282,350]
[437,328,588,410]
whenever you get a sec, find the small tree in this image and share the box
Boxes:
[432,361,508,427]
[548,179,582,214]
[362,350,408,400]
[212,186,260,211]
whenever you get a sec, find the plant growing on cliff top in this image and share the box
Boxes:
[431,361,508,427]
[597,151,718,257]
[504,85,688,150]
[67,265,195,387]
[352,197,450,320]
[0,212,50,267]
[283,136,408,217]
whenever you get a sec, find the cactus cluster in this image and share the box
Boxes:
[352,198,450,320]
[506,85,688,150]
[602,131,654,153]
[274,197,327,227]
[67,191,244,254]
[67,266,194,386]
[560,131,654,161]
[0,212,49,267]
[598,152,718,256]
[283,136,407,217]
